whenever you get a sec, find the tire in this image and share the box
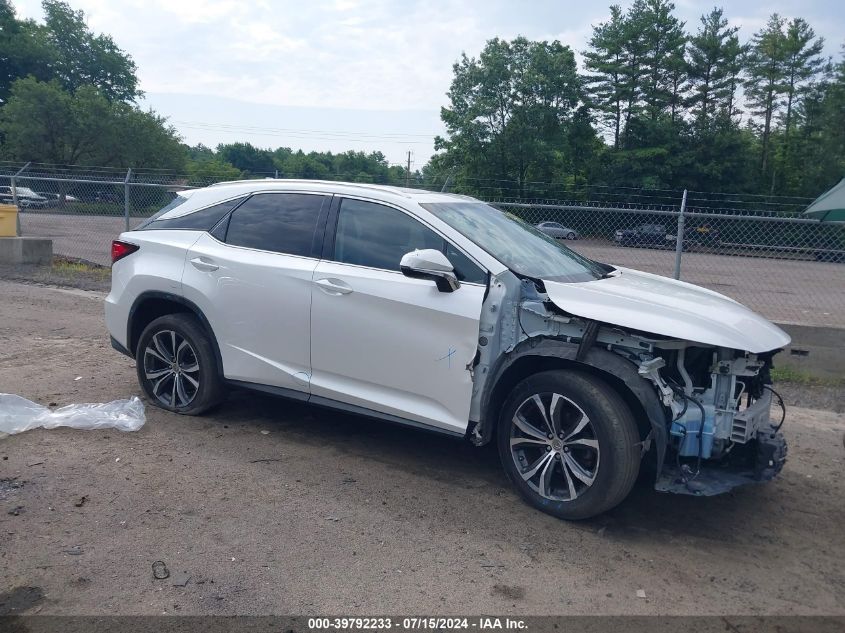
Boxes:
[497,370,641,520]
[567,232,576,240]
[135,313,225,415]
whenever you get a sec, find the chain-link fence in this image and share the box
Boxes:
[496,200,845,329]
[1,162,843,329]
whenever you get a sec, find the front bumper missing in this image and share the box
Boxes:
[655,426,787,496]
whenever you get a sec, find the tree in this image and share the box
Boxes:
[186,158,242,186]
[438,36,581,197]
[777,49,845,195]
[686,8,744,130]
[41,0,139,102]
[0,0,53,103]
[216,142,276,175]
[583,5,628,148]
[634,0,687,122]
[186,143,216,163]
[0,77,183,168]
[744,14,788,176]
[780,18,825,136]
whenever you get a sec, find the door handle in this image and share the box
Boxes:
[190,256,219,272]
[315,278,353,295]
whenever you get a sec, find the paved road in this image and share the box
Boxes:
[19,212,845,328]
[1,280,843,616]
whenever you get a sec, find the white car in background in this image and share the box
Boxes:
[0,186,49,208]
[105,181,790,520]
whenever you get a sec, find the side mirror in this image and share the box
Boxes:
[400,249,460,293]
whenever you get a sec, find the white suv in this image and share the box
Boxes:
[106,180,790,519]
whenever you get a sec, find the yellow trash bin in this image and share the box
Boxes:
[0,203,18,237]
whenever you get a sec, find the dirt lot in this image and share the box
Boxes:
[18,212,845,328]
[1,279,844,616]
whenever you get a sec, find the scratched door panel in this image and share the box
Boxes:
[309,260,485,434]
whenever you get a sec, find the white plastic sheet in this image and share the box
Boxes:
[0,394,145,435]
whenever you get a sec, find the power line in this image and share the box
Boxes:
[172,120,437,144]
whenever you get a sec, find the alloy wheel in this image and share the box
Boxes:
[142,329,200,408]
[509,393,600,501]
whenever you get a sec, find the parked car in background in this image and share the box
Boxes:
[614,223,670,247]
[37,192,80,207]
[106,180,791,521]
[683,223,720,246]
[0,186,49,208]
[535,221,579,240]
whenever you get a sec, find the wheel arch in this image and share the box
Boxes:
[127,291,224,377]
[477,338,668,472]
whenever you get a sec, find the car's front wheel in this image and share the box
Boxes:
[497,370,641,520]
[136,313,225,415]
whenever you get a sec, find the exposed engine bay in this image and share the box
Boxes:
[470,271,788,496]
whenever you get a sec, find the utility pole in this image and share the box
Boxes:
[405,151,411,188]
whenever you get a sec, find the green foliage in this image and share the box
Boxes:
[0,0,178,170]
[0,0,53,103]
[438,36,583,197]
[435,5,842,200]
[0,76,184,169]
[217,142,276,175]
[41,0,139,101]
[186,157,242,185]
[685,8,744,129]
[633,0,687,122]
[182,145,416,187]
[582,5,628,148]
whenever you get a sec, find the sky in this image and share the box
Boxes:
[13,0,845,168]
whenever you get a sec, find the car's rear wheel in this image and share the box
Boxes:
[497,370,640,520]
[567,231,576,240]
[136,313,225,415]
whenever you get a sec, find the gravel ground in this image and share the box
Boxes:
[0,279,844,617]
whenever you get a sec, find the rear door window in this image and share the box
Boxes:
[223,193,328,257]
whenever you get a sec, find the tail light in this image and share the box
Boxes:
[111,240,139,264]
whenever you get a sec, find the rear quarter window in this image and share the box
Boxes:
[138,197,245,231]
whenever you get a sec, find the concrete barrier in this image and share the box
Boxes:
[0,237,53,265]
[776,322,845,378]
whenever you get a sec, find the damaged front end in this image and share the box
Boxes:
[470,269,789,497]
[638,346,787,495]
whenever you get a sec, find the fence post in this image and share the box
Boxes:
[11,162,31,237]
[124,168,132,232]
[673,189,687,280]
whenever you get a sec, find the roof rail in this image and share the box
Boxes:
[207,179,424,199]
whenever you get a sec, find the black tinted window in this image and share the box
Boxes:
[225,193,326,256]
[135,194,190,229]
[333,198,486,284]
[141,197,244,231]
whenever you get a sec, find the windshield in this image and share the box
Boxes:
[422,202,605,283]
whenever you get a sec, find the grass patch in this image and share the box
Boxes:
[46,256,111,282]
[771,365,845,387]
